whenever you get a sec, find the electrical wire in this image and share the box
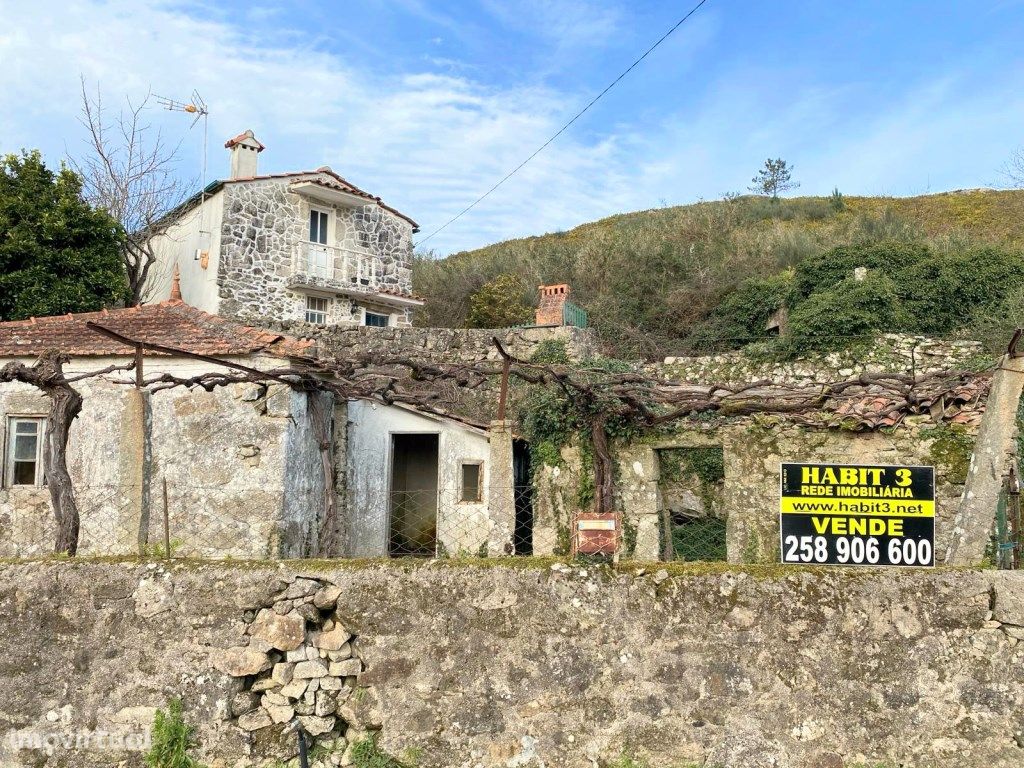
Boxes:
[415,0,712,248]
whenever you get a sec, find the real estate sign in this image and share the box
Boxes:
[779,462,935,567]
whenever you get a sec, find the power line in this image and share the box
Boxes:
[415,0,712,248]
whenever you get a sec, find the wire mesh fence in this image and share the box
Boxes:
[992,468,1022,570]
[2,478,735,563]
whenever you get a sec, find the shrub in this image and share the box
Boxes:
[465,273,534,328]
[684,273,791,353]
[785,273,906,355]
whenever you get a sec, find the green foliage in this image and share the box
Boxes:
[784,241,1024,354]
[146,700,204,768]
[684,273,792,352]
[350,734,408,768]
[530,338,571,364]
[0,150,127,320]
[785,273,906,356]
[829,187,845,212]
[465,273,534,328]
[142,538,184,558]
[415,189,1024,360]
[672,518,728,562]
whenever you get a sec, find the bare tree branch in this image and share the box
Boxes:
[71,78,190,305]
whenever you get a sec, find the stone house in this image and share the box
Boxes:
[0,300,327,558]
[0,297,528,559]
[145,130,422,329]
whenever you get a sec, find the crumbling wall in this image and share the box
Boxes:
[0,375,149,557]
[660,333,989,385]
[278,322,598,364]
[0,561,1022,768]
[0,368,338,560]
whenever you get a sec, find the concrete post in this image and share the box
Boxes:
[946,354,1024,565]
[487,419,516,556]
[125,388,152,556]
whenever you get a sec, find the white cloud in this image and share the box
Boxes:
[1,0,1022,256]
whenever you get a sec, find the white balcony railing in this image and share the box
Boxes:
[297,242,378,288]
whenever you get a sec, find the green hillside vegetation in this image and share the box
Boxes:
[413,189,1024,359]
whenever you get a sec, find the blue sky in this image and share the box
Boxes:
[2,1,1024,254]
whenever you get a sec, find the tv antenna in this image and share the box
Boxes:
[156,91,211,260]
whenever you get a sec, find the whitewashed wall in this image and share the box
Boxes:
[345,401,491,557]
[147,189,226,311]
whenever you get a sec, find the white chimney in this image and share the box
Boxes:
[224,129,265,179]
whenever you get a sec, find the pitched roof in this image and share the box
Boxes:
[167,168,418,231]
[0,301,315,359]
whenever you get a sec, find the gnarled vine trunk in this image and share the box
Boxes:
[0,352,83,555]
[590,417,616,515]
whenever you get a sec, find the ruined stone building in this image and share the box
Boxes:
[145,130,422,328]
[0,299,536,560]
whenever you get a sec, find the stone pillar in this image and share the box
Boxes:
[946,354,1024,565]
[617,447,661,560]
[487,420,516,556]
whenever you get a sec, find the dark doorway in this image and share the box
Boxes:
[389,434,439,556]
[513,439,534,555]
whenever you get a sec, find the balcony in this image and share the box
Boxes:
[287,242,423,308]
[292,242,377,287]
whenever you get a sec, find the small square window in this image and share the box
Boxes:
[460,462,482,503]
[5,416,45,487]
[364,311,389,328]
[306,296,330,324]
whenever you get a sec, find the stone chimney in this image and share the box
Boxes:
[224,129,265,179]
[535,284,571,326]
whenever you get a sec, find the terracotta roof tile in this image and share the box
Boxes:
[224,130,265,151]
[227,169,418,229]
[0,301,315,359]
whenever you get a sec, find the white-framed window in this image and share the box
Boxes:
[460,461,483,503]
[364,310,389,328]
[5,416,45,487]
[309,208,330,245]
[305,296,330,324]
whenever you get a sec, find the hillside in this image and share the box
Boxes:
[412,189,1024,359]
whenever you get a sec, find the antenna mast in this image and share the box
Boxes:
[156,91,210,261]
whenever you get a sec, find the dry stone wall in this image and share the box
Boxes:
[1,561,1023,768]
[275,322,599,364]
[660,334,990,385]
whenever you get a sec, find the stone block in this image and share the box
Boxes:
[328,659,361,677]
[298,715,336,736]
[294,659,329,679]
[250,608,306,651]
[314,623,351,651]
[237,709,273,732]
[272,662,294,686]
[314,585,343,609]
[214,647,270,677]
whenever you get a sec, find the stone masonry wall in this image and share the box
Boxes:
[217,175,415,327]
[615,420,976,565]
[1,561,1023,768]
[279,323,599,364]
[0,370,336,560]
[659,334,990,385]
